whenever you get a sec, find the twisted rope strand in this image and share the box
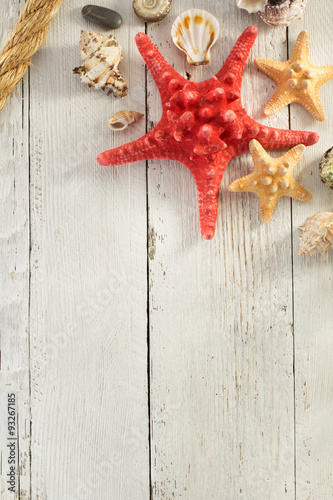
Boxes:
[0,0,63,112]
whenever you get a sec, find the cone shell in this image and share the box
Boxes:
[259,0,308,27]
[132,0,172,22]
[319,147,333,190]
[73,31,128,98]
[109,110,144,131]
[299,211,333,259]
[171,9,219,66]
[234,0,266,14]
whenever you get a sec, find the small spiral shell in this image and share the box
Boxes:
[132,0,172,22]
[299,211,333,259]
[109,110,144,131]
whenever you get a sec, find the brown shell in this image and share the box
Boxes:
[73,31,128,98]
[109,110,144,131]
[259,0,308,27]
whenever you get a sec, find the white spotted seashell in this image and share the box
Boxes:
[299,211,333,260]
[235,0,266,14]
[259,0,308,27]
[234,0,308,27]
[109,110,144,131]
[171,9,219,66]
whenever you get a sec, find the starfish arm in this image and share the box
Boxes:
[97,129,169,166]
[135,33,187,102]
[281,144,306,165]
[228,173,257,194]
[190,154,232,240]
[289,31,311,64]
[255,124,319,150]
[287,182,313,202]
[249,138,272,163]
[215,25,258,93]
[254,58,286,82]
[263,88,297,116]
[315,65,333,85]
[300,92,326,121]
[258,196,277,223]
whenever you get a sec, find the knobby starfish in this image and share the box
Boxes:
[255,31,333,122]
[97,26,319,239]
[229,140,313,222]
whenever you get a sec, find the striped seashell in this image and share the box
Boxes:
[109,110,144,131]
[73,31,128,98]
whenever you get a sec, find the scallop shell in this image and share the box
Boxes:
[259,0,308,28]
[319,147,333,190]
[73,31,128,98]
[171,9,219,66]
[234,0,266,14]
[132,0,172,22]
[299,211,333,259]
[109,110,144,131]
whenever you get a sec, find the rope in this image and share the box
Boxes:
[0,0,63,112]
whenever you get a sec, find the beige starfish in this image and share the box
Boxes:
[255,31,333,121]
[228,139,313,222]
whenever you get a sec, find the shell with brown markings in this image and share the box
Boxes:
[299,211,333,259]
[234,0,308,27]
[109,110,144,131]
[73,31,128,98]
[171,9,219,66]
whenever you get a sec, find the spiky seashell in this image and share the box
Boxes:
[109,110,144,131]
[73,31,128,98]
[132,0,172,22]
[319,147,333,190]
[259,0,308,28]
[299,211,333,259]
[171,9,219,66]
[234,0,266,14]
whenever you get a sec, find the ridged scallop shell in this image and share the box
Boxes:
[109,110,144,131]
[234,0,266,14]
[132,0,172,22]
[171,9,219,66]
[259,0,308,27]
[319,147,333,190]
[299,211,333,259]
[73,31,127,98]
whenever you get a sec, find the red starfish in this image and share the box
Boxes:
[97,26,319,239]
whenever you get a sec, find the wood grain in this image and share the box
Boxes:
[147,1,296,498]
[289,3,333,499]
[0,2,30,499]
[28,2,149,499]
[0,0,332,499]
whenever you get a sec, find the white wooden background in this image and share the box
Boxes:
[0,0,332,499]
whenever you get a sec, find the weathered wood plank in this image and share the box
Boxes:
[289,3,333,499]
[28,2,149,499]
[147,1,295,498]
[0,1,30,499]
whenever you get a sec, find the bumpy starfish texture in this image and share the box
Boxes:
[255,31,333,121]
[228,139,313,222]
[97,26,319,239]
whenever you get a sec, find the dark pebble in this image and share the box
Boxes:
[82,5,123,30]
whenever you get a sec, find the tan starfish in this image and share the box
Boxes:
[228,139,313,222]
[255,31,333,121]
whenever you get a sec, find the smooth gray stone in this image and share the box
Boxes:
[82,5,123,29]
